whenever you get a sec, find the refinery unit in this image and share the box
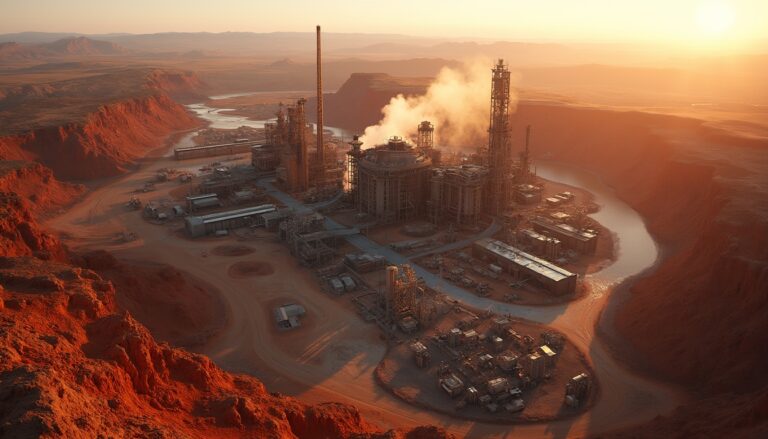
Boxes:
[123,26,602,422]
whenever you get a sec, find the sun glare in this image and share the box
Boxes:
[696,1,736,35]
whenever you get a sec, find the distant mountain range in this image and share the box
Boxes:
[1,31,765,68]
[0,37,128,61]
[0,31,437,57]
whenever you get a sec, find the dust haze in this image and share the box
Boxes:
[360,59,512,148]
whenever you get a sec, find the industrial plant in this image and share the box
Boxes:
[124,26,605,422]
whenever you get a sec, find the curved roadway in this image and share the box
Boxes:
[43,103,685,437]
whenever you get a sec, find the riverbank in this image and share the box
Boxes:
[40,95,687,438]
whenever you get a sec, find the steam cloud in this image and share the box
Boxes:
[360,59,516,149]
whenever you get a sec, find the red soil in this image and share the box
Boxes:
[0,178,450,438]
[211,244,255,257]
[0,161,82,214]
[228,261,275,278]
[79,252,228,348]
[0,161,80,260]
[0,193,68,262]
[0,70,452,437]
[603,388,768,439]
[507,104,768,393]
[0,255,451,438]
[0,93,200,180]
[330,73,768,391]
[327,72,768,435]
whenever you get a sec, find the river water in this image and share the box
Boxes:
[186,100,355,139]
[182,96,658,285]
[170,100,671,434]
[537,161,658,282]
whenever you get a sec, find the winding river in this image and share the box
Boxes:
[49,96,681,438]
[186,99,677,436]
[188,99,355,139]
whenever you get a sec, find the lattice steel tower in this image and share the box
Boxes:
[487,59,514,214]
[417,120,434,149]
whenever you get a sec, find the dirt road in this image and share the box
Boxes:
[46,147,684,438]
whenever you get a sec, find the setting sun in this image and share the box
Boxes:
[0,1,767,438]
[696,1,736,34]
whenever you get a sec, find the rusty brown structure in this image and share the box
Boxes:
[346,135,363,205]
[316,25,325,179]
[417,120,434,150]
[277,98,310,192]
[428,164,488,225]
[515,124,533,183]
[486,59,515,215]
[356,136,432,223]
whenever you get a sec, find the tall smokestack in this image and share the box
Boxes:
[316,25,324,173]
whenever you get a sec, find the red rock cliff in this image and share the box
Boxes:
[506,104,768,393]
[0,255,451,438]
[0,161,82,214]
[0,93,200,180]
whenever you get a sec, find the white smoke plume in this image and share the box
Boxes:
[360,59,516,149]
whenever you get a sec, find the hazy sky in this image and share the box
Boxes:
[2,0,766,48]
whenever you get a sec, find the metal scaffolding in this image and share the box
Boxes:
[384,265,418,322]
[278,98,310,192]
[346,135,363,204]
[354,137,432,224]
[486,59,514,215]
[429,164,488,226]
[417,120,434,149]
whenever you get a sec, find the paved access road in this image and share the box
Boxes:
[45,152,683,439]
[257,177,684,438]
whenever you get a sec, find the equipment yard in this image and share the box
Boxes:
[377,308,593,422]
[39,39,684,437]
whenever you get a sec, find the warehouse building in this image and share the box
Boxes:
[274,303,306,330]
[186,193,220,212]
[184,204,276,237]
[472,238,577,295]
[516,228,561,260]
[530,217,598,254]
[174,140,260,160]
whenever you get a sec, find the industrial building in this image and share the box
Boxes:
[522,352,547,380]
[351,136,433,223]
[276,99,311,192]
[472,238,577,296]
[565,373,591,408]
[531,217,598,254]
[251,144,281,172]
[274,303,306,330]
[514,184,543,204]
[516,228,561,260]
[410,341,431,368]
[344,252,386,272]
[246,26,341,194]
[174,140,260,160]
[345,59,536,226]
[428,165,488,225]
[184,204,276,237]
[439,373,465,398]
[186,193,220,212]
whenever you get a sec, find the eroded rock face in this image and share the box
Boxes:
[0,193,68,261]
[0,256,451,438]
[0,93,199,180]
[0,161,82,214]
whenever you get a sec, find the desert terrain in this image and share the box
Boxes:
[1,29,767,439]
